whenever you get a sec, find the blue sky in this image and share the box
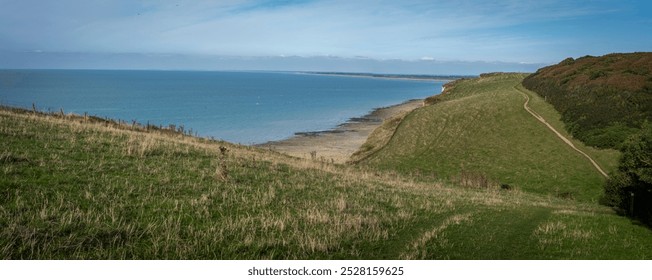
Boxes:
[1,0,651,74]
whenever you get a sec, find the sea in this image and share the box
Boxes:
[0,70,443,144]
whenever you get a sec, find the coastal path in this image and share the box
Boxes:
[515,86,609,178]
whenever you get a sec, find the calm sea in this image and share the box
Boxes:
[0,70,442,144]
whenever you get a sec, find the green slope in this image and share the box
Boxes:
[1,100,650,259]
[358,73,619,202]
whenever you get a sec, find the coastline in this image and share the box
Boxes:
[297,71,462,82]
[258,99,424,163]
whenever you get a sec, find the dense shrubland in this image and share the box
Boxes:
[522,53,652,149]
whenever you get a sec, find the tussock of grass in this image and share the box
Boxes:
[401,213,473,259]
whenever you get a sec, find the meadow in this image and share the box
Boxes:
[1,73,652,259]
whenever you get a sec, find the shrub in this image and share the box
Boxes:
[602,124,652,225]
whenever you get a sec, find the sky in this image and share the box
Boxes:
[1,0,651,74]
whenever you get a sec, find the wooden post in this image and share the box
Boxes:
[630,192,635,217]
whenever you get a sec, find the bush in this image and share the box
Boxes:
[602,124,652,225]
[578,123,641,149]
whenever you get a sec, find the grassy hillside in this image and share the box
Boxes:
[356,73,619,203]
[522,52,652,149]
[1,101,651,259]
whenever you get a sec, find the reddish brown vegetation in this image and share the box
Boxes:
[523,52,652,148]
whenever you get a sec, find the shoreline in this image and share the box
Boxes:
[257,99,424,163]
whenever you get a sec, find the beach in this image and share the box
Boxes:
[258,99,424,163]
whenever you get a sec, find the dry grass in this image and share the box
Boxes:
[401,213,473,259]
[451,170,499,189]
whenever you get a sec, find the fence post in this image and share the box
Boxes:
[630,192,635,217]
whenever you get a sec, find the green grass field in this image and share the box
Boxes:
[357,73,620,203]
[1,73,651,259]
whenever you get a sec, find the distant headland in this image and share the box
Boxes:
[301,71,474,81]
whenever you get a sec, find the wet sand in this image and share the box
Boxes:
[258,99,423,163]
